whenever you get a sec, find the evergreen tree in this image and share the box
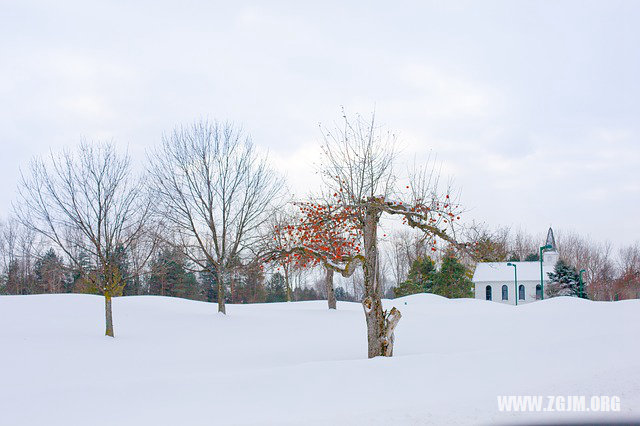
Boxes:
[33,248,66,293]
[546,259,581,297]
[431,251,473,298]
[334,286,353,301]
[149,248,202,300]
[265,272,287,303]
[292,286,320,301]
[113,244,138,296]
[525,253,540,261]
[234,264,266,303]
[393,257,436,297]
[200,266,219,303]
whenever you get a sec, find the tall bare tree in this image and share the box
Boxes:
[16,142,155,337]
[618,243,640,278]
[555,230,615,300]
[148,120,285,314]
[0,214,41,294]
[0,217,20,293]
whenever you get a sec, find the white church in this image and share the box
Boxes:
[473,228,559,304]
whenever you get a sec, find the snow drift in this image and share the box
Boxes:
[0,294,638,425]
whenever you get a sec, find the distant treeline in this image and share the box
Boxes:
[0,229,360,303]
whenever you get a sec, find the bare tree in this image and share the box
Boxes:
[149,120,285,314]
[290,264,312,299]
[0,215,40,294]
[463,222,510,263]
[350,267,365,302]
[0,218,18,293]
[509,227,539,261]
[16,142,155,337]
[555,230,615,300]
[384,229,430,288]
[0,217,19,293]
[618,242,640,277]
[614,242,640,299]
[268,209,299,302]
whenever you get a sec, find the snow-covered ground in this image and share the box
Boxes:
[0,294,638,425]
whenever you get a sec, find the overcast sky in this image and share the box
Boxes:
[1,0,638,246]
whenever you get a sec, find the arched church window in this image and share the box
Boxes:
[501,285,508,300]
[519,284,525,300]
[485,285,492,301]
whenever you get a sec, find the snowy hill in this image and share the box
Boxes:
[0,294,638,425]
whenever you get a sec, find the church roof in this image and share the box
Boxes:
[473,261,555,282]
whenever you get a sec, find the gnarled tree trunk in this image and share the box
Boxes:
[362,205,401,357]
[325,266,336,309]
[104,293,114,337]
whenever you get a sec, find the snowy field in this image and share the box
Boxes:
[0,294,638,425]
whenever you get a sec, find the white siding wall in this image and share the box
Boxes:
[474,280,550,305]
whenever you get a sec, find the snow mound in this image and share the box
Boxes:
[0,294,638,425]
[392,292,454,305]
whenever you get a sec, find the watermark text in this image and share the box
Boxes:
[497,395,621,412]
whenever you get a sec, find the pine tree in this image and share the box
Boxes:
[334,286,353,301]
[149,248,202,300]
[292,286,320,301]
[507,253,520,262]
[199,265,219,303]
[525,253,540,261]
[546,259,581,297]
[265,272,287,302]
[34,248,67,293]
[393,257,435,297]
[431,250,473,298]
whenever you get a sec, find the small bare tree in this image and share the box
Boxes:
[463,222,510,263]
[16,142,155,337]
[385,229,430,288]
[268,210,299,302]
[511,227,540,260]
[0,217,20,293]
[149,120,285,314]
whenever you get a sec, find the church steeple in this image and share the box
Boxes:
[543,227,559,265]
[544,227,557,251]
